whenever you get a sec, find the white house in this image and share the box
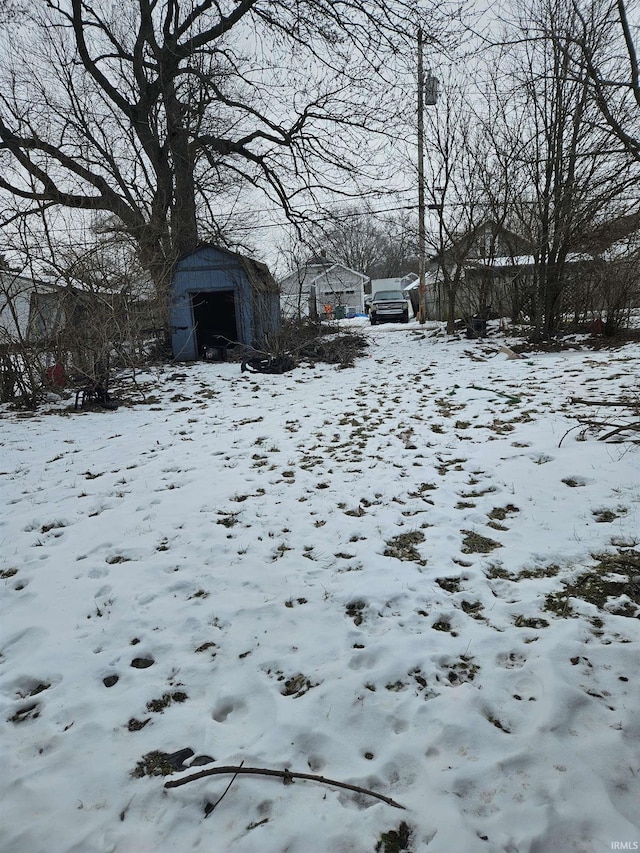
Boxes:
[279,257,367,319]
[0,271,39,342]
[0,272,83,345]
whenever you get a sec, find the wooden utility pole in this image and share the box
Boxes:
[417,28,427,324]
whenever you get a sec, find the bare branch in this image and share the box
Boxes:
[164,764,407,810]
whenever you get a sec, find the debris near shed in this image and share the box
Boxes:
[240,318,368,375]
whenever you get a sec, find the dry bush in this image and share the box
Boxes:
[263,317,368,368]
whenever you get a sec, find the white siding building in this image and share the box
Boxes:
[279,259,367,319]
[0,272,37,342]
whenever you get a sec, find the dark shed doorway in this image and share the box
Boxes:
[191,291,238,354]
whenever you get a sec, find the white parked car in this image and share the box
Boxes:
[369,290,409,324]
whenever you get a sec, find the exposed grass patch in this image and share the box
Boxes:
[280,673,318,697]
[487,418,515,434]
[532,454,553,465]
[346,599,366,625]
[270,542,292,561]
[7,703,40,723]
[460,486,497,498]
[436,576,462,593]
[15,682,50,698]
[408,482,437,498]
[40,520,66,533]
[488,504,520,521]
[432,619,456,634]
[486,563,560,582]
[284,597,308,607]
[485,564,514,579]
[562,476,586,488]
[131,751,177,778]
[593,508,627,523]
[460,600,484,619]
[442,655,479,684]
[408,667,437,698]
[517,564,560,580]
[127,717,151,732]
[344,505,366,517]
[384,530,426,564]
[188,589,209,600]
[486,713,511,733]
[461,530,501,554]
[375,821,413,853]
[436,457,467,476]
[544,550,640,618]
[146,691,188,713]
[514,615,549,629]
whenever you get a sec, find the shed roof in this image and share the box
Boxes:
[175,244,278,293]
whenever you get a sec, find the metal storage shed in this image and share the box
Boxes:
[170,245,281,361]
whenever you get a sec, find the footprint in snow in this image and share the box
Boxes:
[496,651,527,669]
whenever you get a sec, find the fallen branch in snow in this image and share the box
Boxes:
[558,424,587,447]
[468,384,521,404]
[598,419,640,441]
[569,397,635,407]
[164,765,406,810]
[204,761,244,817]
[562,397,640,444]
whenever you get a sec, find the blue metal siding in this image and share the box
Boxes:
[170,246,279,361]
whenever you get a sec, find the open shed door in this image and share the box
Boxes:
[191,291,238,355]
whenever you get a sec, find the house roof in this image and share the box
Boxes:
[576,210,640,256]
[438,220,534,262]
[466,252,595,271]
[304,253,335,267]
[281,260,367,287]
[402,269,440,290]
[312,262,367,283]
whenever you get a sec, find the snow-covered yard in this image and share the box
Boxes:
[1,320,639,853]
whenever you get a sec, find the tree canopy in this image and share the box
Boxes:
[0,0,459,292]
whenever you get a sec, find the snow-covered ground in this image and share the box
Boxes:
[1,320,639,853]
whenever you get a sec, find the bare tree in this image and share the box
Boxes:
[569,0,640,161]
[307,205,387,277]
[422,74,489,333]
[0,0,460,326]
[299,204,418,278]
[481,0,639,340]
